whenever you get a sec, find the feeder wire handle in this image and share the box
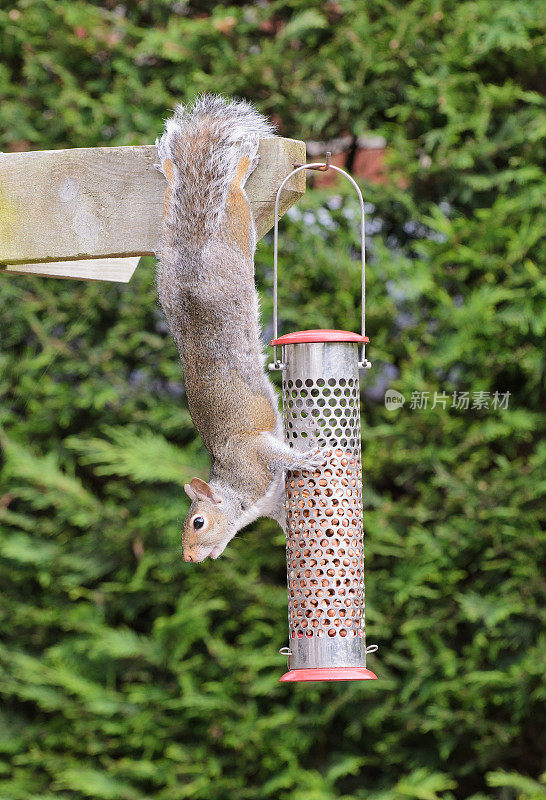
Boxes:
[271,156,371,370]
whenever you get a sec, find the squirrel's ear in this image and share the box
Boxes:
[184,483,198,502]
[186,478,223,505]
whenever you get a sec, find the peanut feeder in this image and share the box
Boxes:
[271,159,378,683]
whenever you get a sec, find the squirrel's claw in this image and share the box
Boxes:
[290,446,328,471]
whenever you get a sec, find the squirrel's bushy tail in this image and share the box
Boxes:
[156,94,276,249]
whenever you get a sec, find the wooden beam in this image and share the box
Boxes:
[2,257,141,283]
[0,137,305,281]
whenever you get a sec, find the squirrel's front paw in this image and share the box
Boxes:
[290,446,327,471]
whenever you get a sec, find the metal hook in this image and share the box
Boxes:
[270,159,371,371]
[279,646,292,669]
[294,151,332,171]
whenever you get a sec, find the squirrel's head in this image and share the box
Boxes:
[182,478,233,562]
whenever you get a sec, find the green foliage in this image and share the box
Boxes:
[0,1,545,799]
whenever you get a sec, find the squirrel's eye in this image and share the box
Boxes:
[193,516,205,530]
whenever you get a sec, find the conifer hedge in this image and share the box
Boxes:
[0,2,544,799]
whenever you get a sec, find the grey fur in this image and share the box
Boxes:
[155,95,318,562]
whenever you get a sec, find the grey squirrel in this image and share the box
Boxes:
[155,95,321,562]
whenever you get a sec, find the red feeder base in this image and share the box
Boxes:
[280,667,378,683]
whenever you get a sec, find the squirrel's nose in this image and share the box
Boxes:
[183,552,194,562]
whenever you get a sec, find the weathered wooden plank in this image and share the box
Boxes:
[246,137,306,239]
[0,138,305,274]
[2,257,141,283]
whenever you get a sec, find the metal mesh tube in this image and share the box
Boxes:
[281,341,367,670]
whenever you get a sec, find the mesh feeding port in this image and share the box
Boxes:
[283,376,360,451]
[285,451,364,640]
[282,367,365,645]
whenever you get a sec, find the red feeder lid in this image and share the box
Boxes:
[280,667,377,682]
[271,329,369,346]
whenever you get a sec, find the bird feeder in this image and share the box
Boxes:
[271,157,378,683]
